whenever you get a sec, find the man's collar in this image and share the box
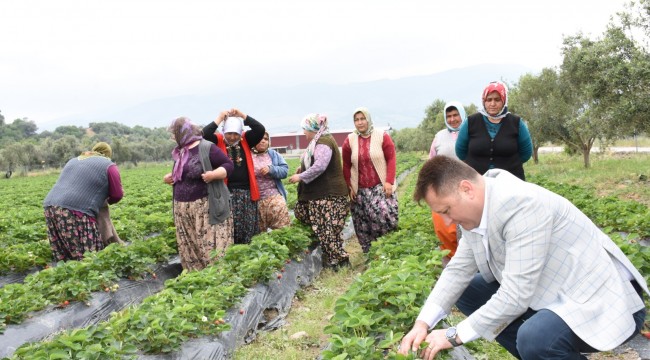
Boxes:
[470,177,491,235]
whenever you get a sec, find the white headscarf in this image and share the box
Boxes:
[221,117,244,145]
[352,107,374,137]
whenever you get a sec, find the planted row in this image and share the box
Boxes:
[2,154,418,351]
[10,224,314,358]
[321,163,455,359]
[321,168,650,359]
[0,165,174,274]
[0,230,177,333]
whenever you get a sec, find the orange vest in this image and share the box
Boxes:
[216,132,260,201]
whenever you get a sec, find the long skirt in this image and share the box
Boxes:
[44,205,104,261]
[294,195,350,266]
[351,184,399,253]
[230,188,260,244]
[173,197,234,271]
[258,194,291,232]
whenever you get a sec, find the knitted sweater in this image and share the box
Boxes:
[343,129,396,193]
[43,156,114,218]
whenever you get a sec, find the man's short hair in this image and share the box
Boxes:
[413,155,480,203]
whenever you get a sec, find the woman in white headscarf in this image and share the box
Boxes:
[202,108,266,244]
[429,101,466,265]
[342,107,398,253]
[289,113,350,269]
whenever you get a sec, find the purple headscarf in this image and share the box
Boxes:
[169,117,203,183]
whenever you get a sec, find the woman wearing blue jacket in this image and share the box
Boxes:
[252,132,291,231]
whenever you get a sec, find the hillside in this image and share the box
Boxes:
[42,63,534,133]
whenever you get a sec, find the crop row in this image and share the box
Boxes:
[0,153,422,275]
[320,168,650,359]
[321,162,451,359]
[6,156,418,358]
[0,165,174,274]
[9,224,314,358]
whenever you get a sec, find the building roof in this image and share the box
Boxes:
[270,126,391,138]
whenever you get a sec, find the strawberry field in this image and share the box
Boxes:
[0,153,648,359]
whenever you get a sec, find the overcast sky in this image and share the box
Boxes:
[0,0,629,128]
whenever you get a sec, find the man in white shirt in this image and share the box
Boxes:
[398,155,648,360]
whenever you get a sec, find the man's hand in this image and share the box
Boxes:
[418,329,454,359]
[398,322,453,359]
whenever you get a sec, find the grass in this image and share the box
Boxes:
[524,152,650,206]
[610,135,650,147]
[234,240,366,360]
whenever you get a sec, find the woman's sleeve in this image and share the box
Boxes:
[268,151,289,179]
[244,115,266,148]
[518,119,533,163]
[383,132,396,184]
[299,144,332,184]
[210,144,234,176]
[342,137,352,186]
[202,121,220,145]
[455,121,470,160]
[107,164,124,204]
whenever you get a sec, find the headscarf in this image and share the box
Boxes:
[92,142,113,158]
[300,113,329,170]
[78,142,113,160]
[352,107,374,137]
[169,117,203,183]
[443,101,467,132]
[221,117,244,145]
[478,81,510,120]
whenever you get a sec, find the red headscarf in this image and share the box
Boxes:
[480,81,509,119]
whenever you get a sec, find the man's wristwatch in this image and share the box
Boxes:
[445,326,461,347]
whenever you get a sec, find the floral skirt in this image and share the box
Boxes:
[351,184,399,253]
[230,188,260,244]
[44,206,103,261]
[173,197,234,271]
[294,195,350,266]
[258,194,291,232]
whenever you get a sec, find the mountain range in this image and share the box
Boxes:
[47,63,535,134]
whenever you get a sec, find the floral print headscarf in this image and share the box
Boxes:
[479,81,510,120]
[300,113,329,170]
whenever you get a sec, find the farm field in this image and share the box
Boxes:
[0,152,648,359]
[238,152,650,359]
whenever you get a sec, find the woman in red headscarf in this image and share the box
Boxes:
[455,81,533,180]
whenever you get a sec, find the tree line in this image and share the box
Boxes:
[0,116,175,175]
[2,1,649,173]
[392,1,650,168]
